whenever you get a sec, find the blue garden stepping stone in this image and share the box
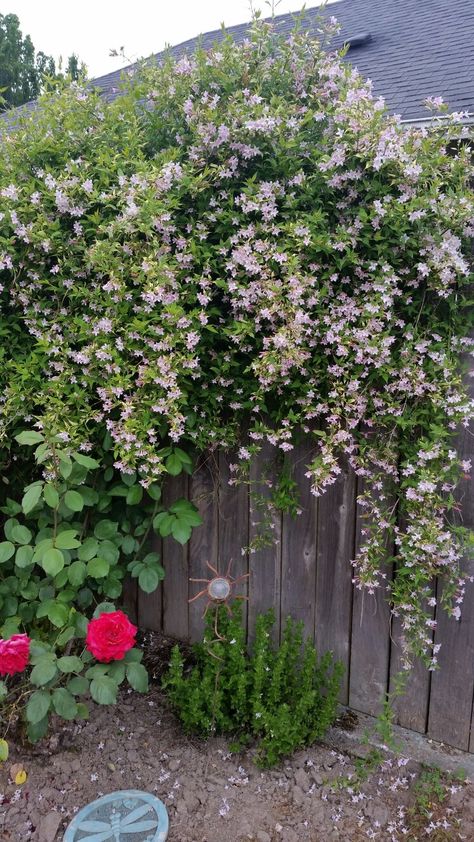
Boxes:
[64,790,169,841]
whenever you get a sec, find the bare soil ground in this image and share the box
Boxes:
[1,638,474,842]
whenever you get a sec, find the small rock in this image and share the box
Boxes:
[294,768,310,791]
[256,832,271,842]
[169,758,180,772]
[275,823,283,833]
[364,801,390,827]
[282,829,298,842]
[292,785,305,806]
[38,811,62,842]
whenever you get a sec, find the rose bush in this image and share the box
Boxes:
[0,12,473,745]
[86,610,137,662]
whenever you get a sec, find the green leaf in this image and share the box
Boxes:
[87,557,110,578]
[64,490,84,512]
[0,682,8,703]
[52,688,78,720]
[165,453,182,476]
[78,538,99,560]
[153,512,174,537]
[121,535,136,555]
[126,484,143,505]
[171,519,192,545]
[68,560,87,587]
[67,676,89,695]
[94,520,118,540]
[42,548,65,576]
[93,602,116,617]
[43,484,59,508]
[107,661,126,683]
[11,524,32,545]
[98,541,119,565]
[147,483,162,501]
[30,656,58,687]
[124,648,143,663]
[57,656,83,674]
[26,689,51,723]
[55,530,81,550]
[27,715,49,743]
[46,602,69,628]
[126,662,149,693]
[76,702,89,720]
[56,626,75,646]
[0,738,8,761]
[22,484,43,515]
[15,545,34,568]
[59,459,72,479]
[174,447,192,466]
[138,567,161,593]
[15,431,44,446]
[0,542,15,563]
[90,675,118,705]
[79,486,99,506]
[72,452,100,469]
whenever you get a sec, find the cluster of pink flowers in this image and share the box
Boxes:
[0,17,472,661]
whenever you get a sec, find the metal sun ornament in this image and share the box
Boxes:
[189,559,249,636]
[64,790,169,842]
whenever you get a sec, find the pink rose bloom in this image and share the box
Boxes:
[0,634,31,676]
[86,610,137,663]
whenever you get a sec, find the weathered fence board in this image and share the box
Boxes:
[281,441,318,641]
[314,459,356,704]
[248,444,283,645]
[217,450,249,632]
[349,480,393,717]
[162,475,189,640]
[188,454,219,641]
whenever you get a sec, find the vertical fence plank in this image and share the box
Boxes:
[314,459,356,704]
[390,596,434,734]
[248,443,282,645]
[122,577,138,625]
[349,479,393,716]
[218,451,249,631]
[428,354,474,749]
[161,474,190,640]
[136,532,163,632]
[188,453,219,641]
[280,440,317,641]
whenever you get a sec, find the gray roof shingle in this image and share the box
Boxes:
[4,0,474,124]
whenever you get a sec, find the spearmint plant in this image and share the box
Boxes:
[164,605,343,767]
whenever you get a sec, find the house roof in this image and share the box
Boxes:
[4,0,474,126]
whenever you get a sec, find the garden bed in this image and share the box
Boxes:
[1,679,473,842]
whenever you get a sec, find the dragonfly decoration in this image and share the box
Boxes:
[64,791,169,841]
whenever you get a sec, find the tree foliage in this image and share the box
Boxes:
[0,12,85,111]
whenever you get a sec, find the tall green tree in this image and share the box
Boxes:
[0,13,85,111]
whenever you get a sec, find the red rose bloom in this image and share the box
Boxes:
[0,633,31,676]
[86,610,137,663]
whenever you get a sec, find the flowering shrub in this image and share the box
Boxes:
[0,10,472,725]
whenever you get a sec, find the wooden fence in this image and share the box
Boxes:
[124,427,474,754]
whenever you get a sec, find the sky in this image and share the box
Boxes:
[3,1,340,79]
